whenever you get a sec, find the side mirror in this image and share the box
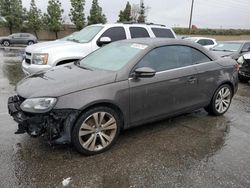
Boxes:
[97,37,111,47]
[132,67,156,78]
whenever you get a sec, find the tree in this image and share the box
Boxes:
[27,0,42,38]
[87,0,107,25]
[69,0,85,30]
[117,1,132,23]
[43,0,64,39]
[137,1,146,23]
[0,0,24,33]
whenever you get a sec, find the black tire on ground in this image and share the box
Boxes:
[204,84,232,116]
[27,41,34,45]
[2,40,10,47]
[72,106,121,155]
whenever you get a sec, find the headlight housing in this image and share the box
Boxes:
[237,56,245,65]
[32,53,48,65]
[20,98,57,113]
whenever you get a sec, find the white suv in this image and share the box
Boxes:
[22,23,177,75]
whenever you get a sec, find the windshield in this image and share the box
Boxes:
[78,42,148,71]
[60,32,79,40]
[211,42,242,52]
[61,26,103,43]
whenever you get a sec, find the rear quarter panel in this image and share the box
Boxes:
[194,58,238,106]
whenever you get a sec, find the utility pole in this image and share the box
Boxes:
[188,0,194,34]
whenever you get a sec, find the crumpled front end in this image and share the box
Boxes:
[8,95,79,144]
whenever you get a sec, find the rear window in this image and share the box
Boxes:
[130,27,150,38]
[151,28,175,38]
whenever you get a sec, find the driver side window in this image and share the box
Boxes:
[135,45,211,72]
[98,27,126,43]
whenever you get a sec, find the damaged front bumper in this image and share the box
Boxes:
[8,95,79,144]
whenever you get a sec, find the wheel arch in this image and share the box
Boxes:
[218,81,235,95]
[74,100,125,130]
[56,59,79,66]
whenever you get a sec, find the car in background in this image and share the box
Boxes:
[184,37,217,49]
[0,33,37,47]
[22,23,177,75]
[210,41,250,60]
[237,53,250,82]
[8,38,238,155]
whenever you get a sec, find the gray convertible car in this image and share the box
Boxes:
[0,33,37,46]
[8,38,238,155]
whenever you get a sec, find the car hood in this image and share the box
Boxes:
[243,53,250,59]
[16,63,117,98]
[25,40,86,53]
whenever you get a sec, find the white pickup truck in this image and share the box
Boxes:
[22,23,177,75]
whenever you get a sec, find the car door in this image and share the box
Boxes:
[11,34,22,44]
[129,27,150,39]
[191,48,217,104]
[129,45,199,125]
[20,34,29,44]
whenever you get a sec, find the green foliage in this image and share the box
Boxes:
[117,1,132,22]
[27,0,42,37]
[69,0,85,30]
[173,27,250,36]
[87,0,107,25]
[43,0,64,38]
[137,1,146,23]
[0,0,24,33]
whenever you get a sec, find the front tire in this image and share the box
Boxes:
[72,106,121,155]
[205,84,232,116]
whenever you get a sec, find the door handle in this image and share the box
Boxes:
[188,77,197,84]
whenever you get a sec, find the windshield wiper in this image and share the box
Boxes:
[212,49,234,52]
[74,60,93,71]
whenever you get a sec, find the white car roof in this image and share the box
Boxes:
[185,37,216,41]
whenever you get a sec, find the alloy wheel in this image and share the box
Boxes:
[78,112,117,152]
[215,87,231,114]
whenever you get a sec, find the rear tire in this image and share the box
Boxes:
[72,106,121,155]
[27,41,34,45]
[205,84,232,116]
[2,40,10,47]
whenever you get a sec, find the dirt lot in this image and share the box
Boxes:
[0,48,250,188]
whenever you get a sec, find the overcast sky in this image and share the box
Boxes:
[21,0,250,29]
